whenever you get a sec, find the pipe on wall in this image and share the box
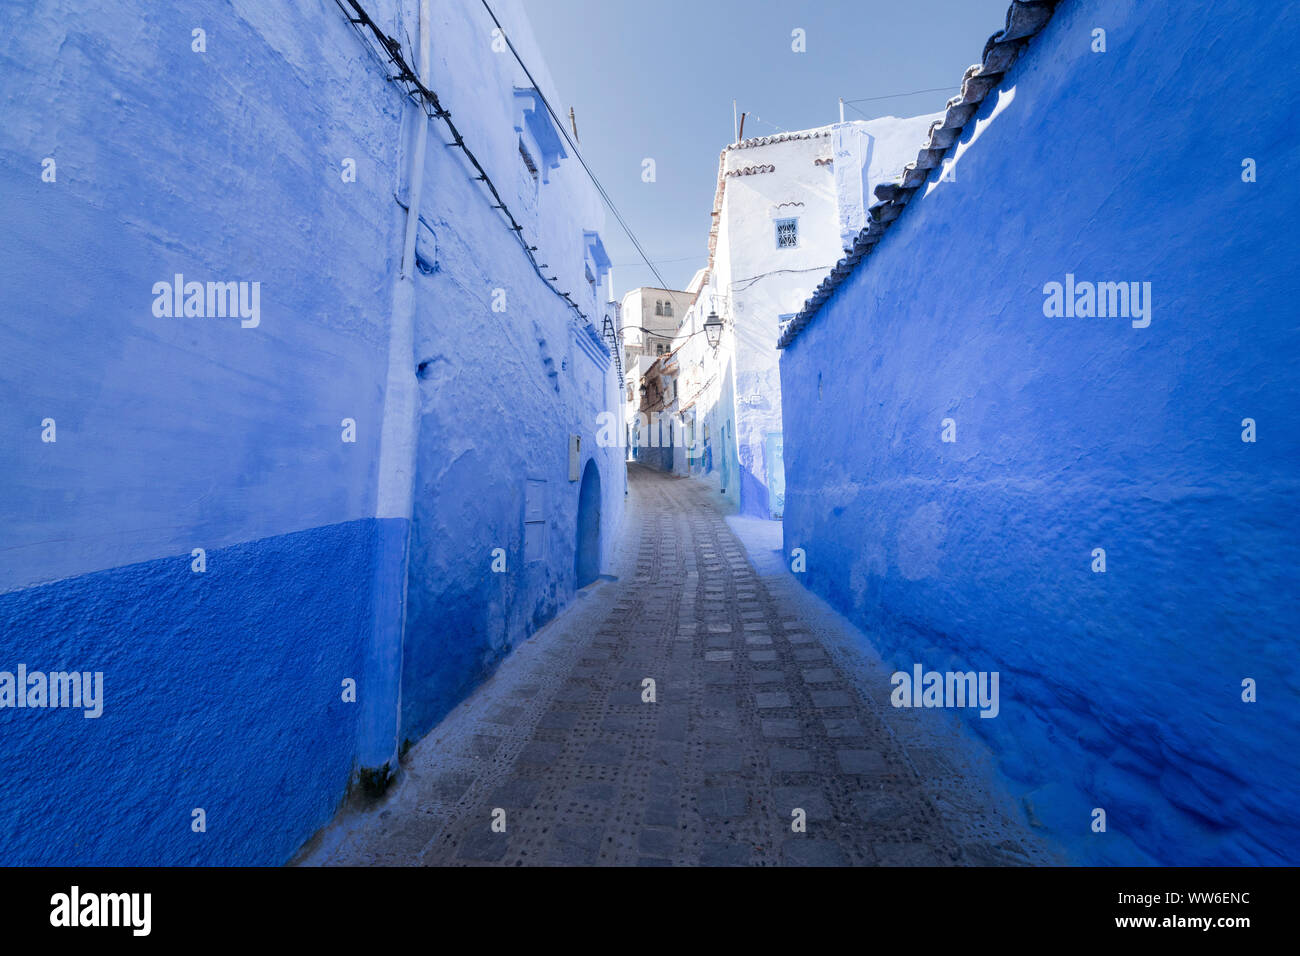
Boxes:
[360,0,433,779]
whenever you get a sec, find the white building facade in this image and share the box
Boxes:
[665,115,942,518]
[620,286,693,458]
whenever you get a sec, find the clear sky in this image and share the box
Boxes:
[524,0,1014,296]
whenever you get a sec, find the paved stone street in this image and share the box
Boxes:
[298,465,1051,866]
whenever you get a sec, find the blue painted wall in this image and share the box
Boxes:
[0,0,399,592]
[779,0,1300,865]
[0,522,377,865]
[1,0,623,863]
[392,0,626,742]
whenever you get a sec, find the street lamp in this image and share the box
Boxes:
[704,310,723,349]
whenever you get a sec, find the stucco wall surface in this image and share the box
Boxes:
[780,0,1300,864]
[1,0,623,863]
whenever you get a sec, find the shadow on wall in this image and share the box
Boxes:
[777,0,1300,865]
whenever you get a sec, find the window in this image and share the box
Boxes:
[664,301,673,317]
[655,301,663,316]
[656,343,665,355]
[513,88,567,185]
[775,218,799,249]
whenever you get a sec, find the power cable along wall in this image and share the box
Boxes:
[333,1,589,319]
[331,0,640,750]
[334,0,677,387]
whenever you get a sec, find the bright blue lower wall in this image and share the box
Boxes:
[0,0,406,866]
[0,521,385,865]
[780,0,1300,865]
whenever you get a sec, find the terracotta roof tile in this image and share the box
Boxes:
[778,1,1059,350]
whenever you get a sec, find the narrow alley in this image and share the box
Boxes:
[299,465,1048,867]
[5,0,1293,892]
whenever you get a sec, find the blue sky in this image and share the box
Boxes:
[524,0,1014,295]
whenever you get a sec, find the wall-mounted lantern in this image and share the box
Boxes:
[704,311,723,349]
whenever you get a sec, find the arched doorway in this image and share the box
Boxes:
[575,460,601,587]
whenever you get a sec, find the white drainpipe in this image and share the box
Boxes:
[369,0,432,770]
[400,0,432,280]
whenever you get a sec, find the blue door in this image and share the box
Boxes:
[575,461,601,587]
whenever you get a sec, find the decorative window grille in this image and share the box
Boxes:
[775,218,798,249]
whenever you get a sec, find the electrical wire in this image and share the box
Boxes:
[843,85,957,122]
[612,255,700,267]
[477,0,673,295]
[844,85,957,105]
[843,100,872,121]
[331,0,626,385]
[621,325,712,341]
[730,265,837,293]
[747,113,787,135]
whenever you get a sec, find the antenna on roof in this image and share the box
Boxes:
[839,97,845,123]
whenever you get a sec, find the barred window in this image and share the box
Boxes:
[775,218,798,249]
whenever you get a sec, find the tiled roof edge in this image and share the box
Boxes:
[776,0,1060,350]
[725,164,776,177]
[728,127,834,150]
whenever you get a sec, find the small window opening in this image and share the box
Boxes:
[775,218,798,249]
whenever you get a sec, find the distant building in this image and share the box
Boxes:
[665,115,939,517]
[620,286,693,458]
[633,348,682,473]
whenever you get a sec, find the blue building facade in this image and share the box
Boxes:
[0,0,623,864]
[778,0,1299,864]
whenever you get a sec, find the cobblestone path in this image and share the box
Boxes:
[298,464,1049,866]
